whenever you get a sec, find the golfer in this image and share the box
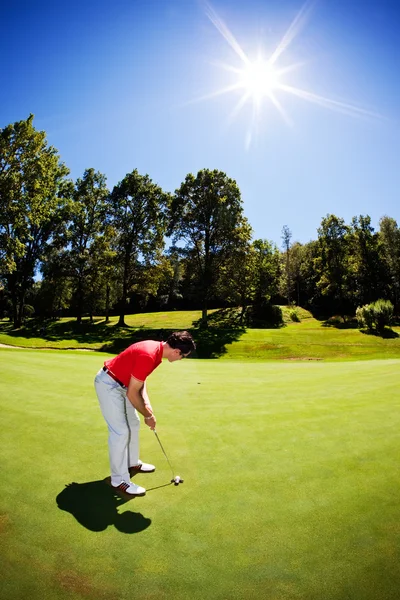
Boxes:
[94,331,195,496]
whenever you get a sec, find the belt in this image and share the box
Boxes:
[102,366,126,388]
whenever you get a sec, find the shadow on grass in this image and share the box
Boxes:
[56,480,151,533]
[191,308,246,358]
[359,327,399,339]
[0,318,135,347]
[0,308,247,358]
[320,317,358,329]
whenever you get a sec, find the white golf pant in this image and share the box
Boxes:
[94,368,140,486]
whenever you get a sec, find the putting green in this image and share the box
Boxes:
[1,349,400,599]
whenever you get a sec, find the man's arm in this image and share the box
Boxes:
[142,381,153,412]
[126,376,156,430]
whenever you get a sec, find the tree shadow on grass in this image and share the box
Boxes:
[359,327,399,339]
[191,308,247,358]
[0,318,135,347]
[0,308,247,358]
[56,479,151,533]
[320,316,359,329]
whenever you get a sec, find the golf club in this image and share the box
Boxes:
[153,430,184,486]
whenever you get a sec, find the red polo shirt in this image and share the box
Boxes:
[104,340,163,387]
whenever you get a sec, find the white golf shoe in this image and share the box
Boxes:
[129,460,156,474]
[112,481,146,496]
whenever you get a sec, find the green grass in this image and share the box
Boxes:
[1,349,400,599]
[223,320,400,361]
[1,307,400,361]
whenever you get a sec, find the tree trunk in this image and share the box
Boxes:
[13,300,19,329]
[118,253,130,327]
[201,302,208,327]
[118,285,127,326]
[105,284,110,324]
[17,296,25,328]
[76,277,83,324]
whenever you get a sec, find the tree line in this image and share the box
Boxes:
[1,115,399,329]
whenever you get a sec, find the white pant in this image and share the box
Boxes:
[94,368,140,486]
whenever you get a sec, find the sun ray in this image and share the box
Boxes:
[226,91,253,125]
[201,0,250,66]
[268,0,316,66]
[182,82,243,105]
[277,83,384,120]
[268,92,293,126]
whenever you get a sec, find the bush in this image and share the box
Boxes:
[373,299,394,332]
[356,305,374,330]
[289,309,300,322]
[248,302,284,328]
[356,299,393,333]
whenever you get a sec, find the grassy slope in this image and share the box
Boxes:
[1,350,400,599]
[1,307,400,361]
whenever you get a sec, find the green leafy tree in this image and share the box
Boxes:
[281,225,292,304]
[110,169,170,326]
[0,115,69,327]
[252,238,281,304]
[379,216,400,309]
[298,240,321,311]
[289,241,305,306]
[86,224,118,323]
[36,247,72,319]
[218,220,254,322]
[169,169,248,325]
[66,168,109,324]
[315,214,350,316]
[347,215,383,308]
[163,247,186,308]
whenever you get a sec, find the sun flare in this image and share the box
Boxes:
[196,0,382,149]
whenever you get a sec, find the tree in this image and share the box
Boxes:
[66,169,109,324]
[315,214,350,316]
[163,246,186,309]
[110,169,170,326]
[347,215,382,308]
[252,238,281,304]
[281,225,292,304]
[85,224,118,323]
[218,220,254,322]
[169,169,248,325]
[298,240,320,311]
[288,241,304,306]
[0,115,69,327]
[36,247,72,319]
[379,216,400,309]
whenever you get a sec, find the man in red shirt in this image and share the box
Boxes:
[94,331,196,496]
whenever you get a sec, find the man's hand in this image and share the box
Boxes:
[144,414,156,430]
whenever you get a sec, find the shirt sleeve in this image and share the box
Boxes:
[130,354,155,382]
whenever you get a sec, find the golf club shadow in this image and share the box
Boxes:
[146,482,174,492]
[56,479,151,534]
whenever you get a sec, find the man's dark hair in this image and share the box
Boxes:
[166,331,196,354]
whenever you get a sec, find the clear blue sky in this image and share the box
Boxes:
[1,0,399,247]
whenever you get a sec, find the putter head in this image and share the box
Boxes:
[172,476,184,486]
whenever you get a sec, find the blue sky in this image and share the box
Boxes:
[1,0,399,247]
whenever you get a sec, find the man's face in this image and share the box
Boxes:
[168,348,191,362]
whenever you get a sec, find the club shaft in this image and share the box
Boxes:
[154,431,175,477]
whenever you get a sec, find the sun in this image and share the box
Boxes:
[237,59,280,104]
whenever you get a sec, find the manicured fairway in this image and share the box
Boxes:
[1,349,400,599]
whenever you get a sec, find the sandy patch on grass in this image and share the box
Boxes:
[0,343,24,349]
[284,356,323,361]
[0,343,95,351]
